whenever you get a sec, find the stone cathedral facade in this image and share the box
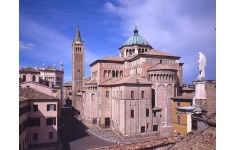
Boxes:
[72,26,184,139]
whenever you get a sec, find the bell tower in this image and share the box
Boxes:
[72,25,84,110]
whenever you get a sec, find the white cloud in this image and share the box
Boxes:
[104,0,216,83]
[19,41,35,50]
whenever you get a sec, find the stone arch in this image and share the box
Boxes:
[151,74,153,81]
[154,74,157,82]
[112,70,116,77]
[142,49,144,53]
[116,70,119,77]
[120,70,123,77]
[108,70,111,77]
[104,70,107,77]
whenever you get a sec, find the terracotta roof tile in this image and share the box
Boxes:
[205,80,216,117]
[101,77,123,85]
[114,74,152,85]
[85,78,98,85]
[182,86,195,91]
[100,56,124,61]
[19,96,28,102]
[19,87,57,100]
[64,82,72,86]
[90,136,182,150]
[170,126,216,150]
[148,63,178,71]
[144,49,180,58]
[19,67,40,73]
[171,92,195,100]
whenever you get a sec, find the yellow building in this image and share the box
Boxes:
[171,86,194,135]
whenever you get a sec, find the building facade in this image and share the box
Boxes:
[19,88,59,150]
[72,26,184,138]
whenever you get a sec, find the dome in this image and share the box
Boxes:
[122,26,150,46]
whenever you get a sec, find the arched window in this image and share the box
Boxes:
[108,70,111,77]
[120,71,123,77]
[104,70,107,77]
[112,70,115,77]
[116,71,119,77]
[32,75,36,82]
[23,75,26,82]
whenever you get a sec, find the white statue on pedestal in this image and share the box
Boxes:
[198,52,206,78]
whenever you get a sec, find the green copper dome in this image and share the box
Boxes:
[123,26,150,46]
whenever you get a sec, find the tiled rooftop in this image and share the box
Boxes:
[64,81,72,86]
[143,49,180,58]
[171,92,195,100]
[19,87,57,100]
[100,56,124,61]
[19,67,40,73]
[148,63,178,71]
[101,77,123,85]
[19,96,28,102]
[85,78,98,85]
[114,74,152,85]
[170,126,216,150]
[90,136,182,150]
[205,80,216,117]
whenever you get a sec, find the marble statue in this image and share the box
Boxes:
[198,52,206,78]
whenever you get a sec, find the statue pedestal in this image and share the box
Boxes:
[194,80,206,100]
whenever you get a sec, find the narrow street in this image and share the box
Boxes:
[59,109,115,150]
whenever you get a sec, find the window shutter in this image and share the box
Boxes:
[54,104,56,111]
[47,105,49,111]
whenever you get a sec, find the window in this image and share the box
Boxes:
[33,104,38,112]
[49,132,53,139]
[190,102,193,106]
[106,91,109,98]
[141,126,145,133]
[146,108,149,117]
[47,104,56,111]
[32,75,36,82]
[29,118,40,127]
[33,133,38,141]
[141,91,144,98]
[131,91,134,99]
[131,110,134,118]
[153,125,158,131]
[46,117,56,126]
[105,118,110,126]
[23,75,26,82]
[177,102,181,107]
[153,112,156,117]
[69,92,72,95]
[177,114,181,124]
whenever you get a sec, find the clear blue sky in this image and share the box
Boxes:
[19,0,216,84]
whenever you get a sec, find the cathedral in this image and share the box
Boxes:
[72,26,184,138]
